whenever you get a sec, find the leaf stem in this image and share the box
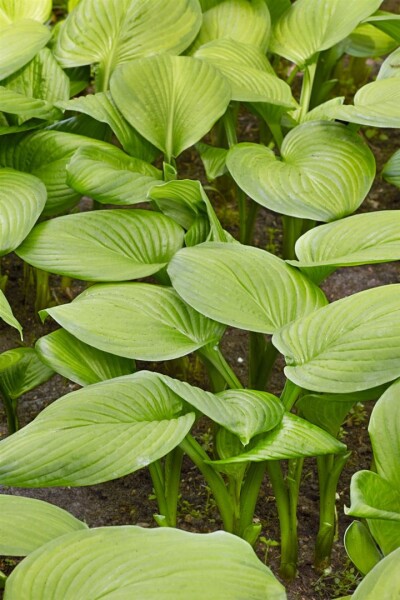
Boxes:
[197,343,243,390]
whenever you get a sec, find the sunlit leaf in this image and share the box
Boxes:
[0,20,51,80]
[0,0,51,24]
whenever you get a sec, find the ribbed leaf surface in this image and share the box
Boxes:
[66,144,162,205]
[36,329,135,386]
[352,549,400,600]
[0,495,87,556]
[0,348,53,400]
[0,0,51,23]
[382,148,400,188]
[273,285,400,393]
[196,142,228,181]
[270,0,382,65]
[0,168,46,255]
[18,209,184,281]
[227,122,375,221]
[168,242,327,334]
[41,284,225,361]
[0,88,56,121]
[110,55,231,160]
[209,413,346,463]
[4,527,286,600]
[0,372,195,486]
[0,20,51,80]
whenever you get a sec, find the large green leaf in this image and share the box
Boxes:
[0,20,51,80]
[367,11,400,44]
[344,521,382,575]
[110,55,231,161]
[36,329,135,386]
[57,92,158,161]
[0,0,51,24]
[0,88,56,122]
[17,209,183,281]
[0,372,195,487]
[0,168,46,255]
[382,148,400,188]
[270,0,382,66]
[0,347,54,400]
[55,0,202,88]
[41,284,225,361]
[208,412,346,463]
[296,394,355,437]
[168,242,327,334]
[346,471,400,523]
[352,548,400,600]
[345,23,397,58]
[0,290,22,337]
[273,285,400,393]
[66,144,162,206]
[0,495,87,556]
[4,527,286,600]
[324,78,400,128]
[189,0,271,54]
[227,122,375,221]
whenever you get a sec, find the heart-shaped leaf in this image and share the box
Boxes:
[270,0,382,66]
[351,548,400,600]
[110,54,231,161]
[17,209,183,281]
[0,495,87,556]
[0,290,22,337]
[273,285,400,393]
[66,144,162,206]
[55,0,202,89]
[0,168,46,255]
[4,527,286,600]
[0,372,195,487]
[41,284,225,361]
[382,148,400,188]
[344,521,382,575]
[227,121,375,221]
[0,348,53,400]
[168,242,327,334]
[36,329,135,386]
[0,20,51,80]
[0,0,51,24]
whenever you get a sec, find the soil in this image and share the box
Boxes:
[1,11,400,597]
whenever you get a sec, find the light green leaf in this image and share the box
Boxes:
[0,87,56,122]
[168,242,327,334]
[55,0,202,86]
[0,290,22,337]
[0,20,51,80]
[36,329,135,386]
[297,394,355,437]
[0,348,54,400]
[196,142,228,181]
[344,521,382,575]
[17,209,184,281]
[351,548,400,600]
[273,285,400,393]
[110,55,231,161]
[0,0,51,24]
[346,471,400,523]
[0,495,87,556]
[57,93,158,161]
[41,284,225,361]
[324,78,400,128]
[382,148,400,188]
[66,144,162,206]
[227,122,375,221]
[270,0,382,66]
[208,413,346,463]
[378,47,400,81]
[0,168,46,255]
[3,527,286,600]
[302,97,345,123]
[345,23,397,58]
[366,11,400,44]
[189,0,271,54]
[0,372,195,487]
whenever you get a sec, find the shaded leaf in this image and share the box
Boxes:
[344,521,382,575]
[0,291,22,338]
[0,347,53,400]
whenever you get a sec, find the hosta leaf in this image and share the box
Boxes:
[0,372,195,486]
[194,39,295,106]
[367,11,400,44]
[265,0,291,23]
[345,23,397,58]
[66,144,162,206]
[382,148,400,188]
[0,290,22,337]
[351,548,400,600]
[189,0,271,54]
[57,93,158,161]
[36,329,135,386]
[110,55,231,161]
[0,87,56,122]
[273,285,400,393]
[0,348,54,400]
[168,242,327,334]
[41,284,225,361]
[324,78,400,128]
[17,209,184,281]
[0,168,46,255]
[270,0,382,66]
[296,394,355,437]
[196,142,228,181]
[208,413,346,463]
[0,20,51,80]
[0,131,113,216]
[0,0,51,24]
[302,97,345,123]
[55,0,202,82]
[369,379,400,488]
[4,527,286,600]
[227,121,375,221]
[65,66,90,97]
[0,495,87,556]
[344,521,382,575]
[378,47,400,81]
[288,211,400,279]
